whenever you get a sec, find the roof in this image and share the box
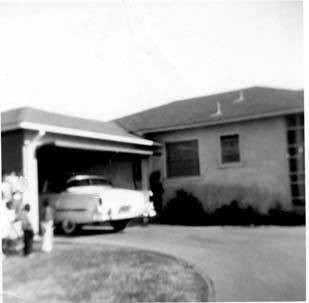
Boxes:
[1,107,154,146]
[115,87,304,134]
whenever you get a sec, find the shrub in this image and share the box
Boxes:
[160,184,304,226]
[267,202,305,225]
[213,200,260,225]
[162,190,206,225]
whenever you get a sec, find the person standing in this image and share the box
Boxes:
[1,201,16,257]
[149,171,164,216]
[41,200,54,253]
[19,204,34,256]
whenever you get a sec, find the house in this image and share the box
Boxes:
[1,107,156,232]
[1,87,304,230]
[116,87,305,215]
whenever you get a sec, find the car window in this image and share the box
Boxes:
[41,179,66,193]
[90,178,112,186]
[67,179,90,187]
[66,178,112,187]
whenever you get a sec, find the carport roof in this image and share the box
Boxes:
[1,107,154,146]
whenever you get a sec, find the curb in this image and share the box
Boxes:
[191,265,216,302]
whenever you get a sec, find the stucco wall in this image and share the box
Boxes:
[1,130,24,174]
[148,116,291,213]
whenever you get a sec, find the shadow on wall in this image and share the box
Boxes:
[159,185,305,226]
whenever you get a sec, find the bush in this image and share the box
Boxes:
[162,190,206,225]
[267,202,305,225]
[160,186,305,226]
[162,183,289,215]
[213,200,259,225]
[211,200,305,226]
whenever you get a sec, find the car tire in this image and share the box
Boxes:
[54,223,62,234]
[110,219,129,232]
[61,219,80,235]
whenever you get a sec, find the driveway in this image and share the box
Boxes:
[55,225,306,302]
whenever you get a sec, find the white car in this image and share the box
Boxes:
[41,175,156,234]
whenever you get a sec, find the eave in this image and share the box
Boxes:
[136,108,304,135]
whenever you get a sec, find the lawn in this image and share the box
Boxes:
[2,243,209,303]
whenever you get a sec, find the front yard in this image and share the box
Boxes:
[2,243,209,303]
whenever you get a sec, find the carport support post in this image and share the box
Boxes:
[22,143,39,234]
[22,131,45,234]
[141,159,149,190]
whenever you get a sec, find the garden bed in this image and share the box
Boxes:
[3,243,209,302]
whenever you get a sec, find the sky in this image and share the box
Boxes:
[0,1,303,121]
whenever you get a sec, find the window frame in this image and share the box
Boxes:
[286,114,305,206]
[219,133,241,165]
[165,139,200,179]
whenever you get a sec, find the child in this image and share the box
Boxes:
[41,200,54,253]
[18,204,34,256]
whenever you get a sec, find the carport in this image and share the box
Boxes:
[1,107,156,233]
[37,144,147,194]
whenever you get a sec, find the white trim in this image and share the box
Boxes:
[217,162,245,169]
[137,108,304,134]
[1,123,20,132]
[11,121,154,146]
[54,140,153,155]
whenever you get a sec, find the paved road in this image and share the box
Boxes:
[56,225,306,302]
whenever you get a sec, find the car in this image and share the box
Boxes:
[40,175,156,234]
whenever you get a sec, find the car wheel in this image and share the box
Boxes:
[61,220,79,235]
[53,223,62,234]
[110,219,129,232]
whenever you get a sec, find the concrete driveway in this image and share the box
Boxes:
[56,225,306,302]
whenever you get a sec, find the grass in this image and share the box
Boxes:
[2,243,209,303]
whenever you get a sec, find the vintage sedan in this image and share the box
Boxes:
[40,175,156,234]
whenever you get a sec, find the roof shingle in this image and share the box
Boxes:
[115,87,304,134]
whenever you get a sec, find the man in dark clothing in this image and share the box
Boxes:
[149,171,164,216]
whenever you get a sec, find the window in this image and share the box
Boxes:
[286,114,305,206]
[90,178,113,186]
[166,140,200,178]
[66,177,112,188]
[66,179,90,187]
[220,134,240,164]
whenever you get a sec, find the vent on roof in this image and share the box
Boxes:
[210,102,222,117]
[233,90,244,103]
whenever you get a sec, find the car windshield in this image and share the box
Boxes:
[66,178,113,187]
